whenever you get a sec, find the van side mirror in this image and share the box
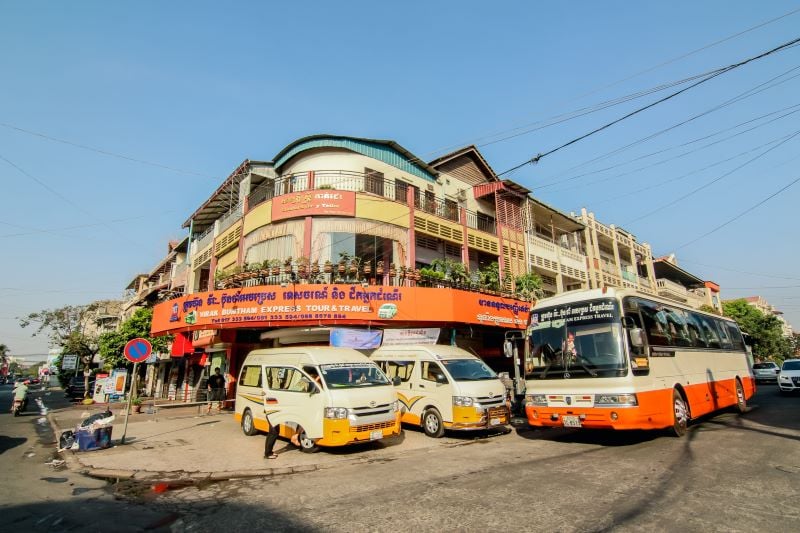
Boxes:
[503,340,513,358]
[434,373,448,385]
[629,328,644,348]
[391,376,401,386]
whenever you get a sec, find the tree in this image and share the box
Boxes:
[722,299,792,362]
[0,343,9,375]
[19,304,102,396]
[514,272,544,301]
[98,308,170,369]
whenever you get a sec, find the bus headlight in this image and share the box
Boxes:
[391,400,400,412]
[525,394,547,406]
[594,393,638,407]
[452,396,474,407]
[324,407,349,419]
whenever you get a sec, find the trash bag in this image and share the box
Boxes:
[59,430,75,450]
[80,410,113,428]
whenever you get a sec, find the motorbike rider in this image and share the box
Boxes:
[12,380,29,413]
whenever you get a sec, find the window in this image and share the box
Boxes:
[726,323,746,351]
[378,361,415,382]
[421,361,447,383]
[239,366,262,387]
[364,168,385,197]
[265,367,308,392]
[395,180,410,203]
[716,319,733,350]
[638,300,673,346]
[664,309,692,347]
[692,313,721,349]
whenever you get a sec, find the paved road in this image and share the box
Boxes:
[0,384,177,532]
[148,386,800,532]
[1,385,798,532]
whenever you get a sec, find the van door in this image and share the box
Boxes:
[264,366,322,438]
[419,360,451,423]
[379,359,419,425]
[237,364,267,434]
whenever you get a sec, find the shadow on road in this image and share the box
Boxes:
[0,435,27,455]
[513,425,663,447]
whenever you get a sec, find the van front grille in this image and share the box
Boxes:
[350,420,395,433]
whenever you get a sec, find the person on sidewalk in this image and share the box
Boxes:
[206,367,225,414]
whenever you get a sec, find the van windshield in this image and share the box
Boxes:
[320,363,390,388]
[440,359,497,381]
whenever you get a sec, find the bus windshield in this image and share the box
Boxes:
[320,363,390,388]
[526,298,626,379]
[440,359,497,381]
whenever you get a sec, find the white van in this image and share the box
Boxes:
[235,347,402,452]
[371,345,509,438]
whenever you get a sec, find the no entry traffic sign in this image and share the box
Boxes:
[124,338,152,363]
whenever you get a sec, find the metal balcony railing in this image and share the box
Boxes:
[218,201,243,233]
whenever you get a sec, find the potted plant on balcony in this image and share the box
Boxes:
[297,256,309,279]
[311,259,320,277]
[324,260,333,274]
[478,262,500,294]
[376,260,384,276]
[337,254,348,275]
[389,263,397,278]
[349,257,360,276]
[513,272,543,302]
[363,260,372,276]
[269,259,281,277]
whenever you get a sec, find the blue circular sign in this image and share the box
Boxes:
[124,338,152,363]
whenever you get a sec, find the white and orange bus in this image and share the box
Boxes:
[523,288,754,436]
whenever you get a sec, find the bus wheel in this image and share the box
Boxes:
[670,389,688,437]
[734,379,747,414]
[297,429,319,453]
[422,408,445,438]
[241,409,258,436]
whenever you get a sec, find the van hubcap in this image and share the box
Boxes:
[243,414,252,432]
[425,413,439,432]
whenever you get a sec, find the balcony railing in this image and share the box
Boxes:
[193,225,214,252]
[218,201,243,233]
[246,169,497,235]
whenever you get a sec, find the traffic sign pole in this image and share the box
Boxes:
[120,362,138,445]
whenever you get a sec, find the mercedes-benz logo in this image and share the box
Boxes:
[369,401,376,407]
[488,392,495,398]
[563,372,571,379]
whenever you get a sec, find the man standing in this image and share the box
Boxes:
[206,367,225,413]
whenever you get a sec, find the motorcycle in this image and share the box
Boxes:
[12,397,25,416]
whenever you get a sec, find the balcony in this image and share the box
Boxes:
[656,278,707,307]
[245,169,497,235]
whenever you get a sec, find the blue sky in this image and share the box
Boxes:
[2,2,799,361]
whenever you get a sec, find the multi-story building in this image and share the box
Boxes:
[149,136,584,399]
[652,255,723,313]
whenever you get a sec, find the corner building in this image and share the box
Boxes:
[152,135,542,395]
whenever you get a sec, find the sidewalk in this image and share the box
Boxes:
[47,401,492,483]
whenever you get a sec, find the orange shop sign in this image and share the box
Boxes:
[151,285,531,335]
[271,189,356,221]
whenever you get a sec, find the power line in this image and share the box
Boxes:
[550,103,800,195]
[624,129,800,225]
[677,259,800,282]
[498,36,800,176]
[674,173,800,251]
[422,6,800,159]
[0,121,217,180]
[535,63,800,188]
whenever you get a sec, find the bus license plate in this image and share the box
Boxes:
[370,430,383,440]
[562,416,581,428]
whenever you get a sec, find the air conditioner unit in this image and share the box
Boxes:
[456,189,467,201]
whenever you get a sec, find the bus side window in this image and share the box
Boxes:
[715,319,733,350]
[726,323,746,351]
[638,301,672,346]
[694,313,721,349]
[625,311,647,356]
[684,313,707,348]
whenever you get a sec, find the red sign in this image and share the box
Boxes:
[271,189,356,221]
[124,338,152,363]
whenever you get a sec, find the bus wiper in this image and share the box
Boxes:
[574,355,597,377]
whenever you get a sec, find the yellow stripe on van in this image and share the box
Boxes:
[397,392,425,410]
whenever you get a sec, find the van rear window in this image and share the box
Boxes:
[239,366,262,387]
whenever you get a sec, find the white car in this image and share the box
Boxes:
[778,359,800,394]
[752,361,780,383]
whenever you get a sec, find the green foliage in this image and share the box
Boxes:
[478,262,500,291]
[698,304,721,316]
[514,272,544,301]
[722,299,792,362]
[430,258,468,283]
[98,308,170,369]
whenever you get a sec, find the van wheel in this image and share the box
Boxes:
[297,429,319,453]
[734,378,747,414]
[241,409,258,436]
[422,408,445,438]
[670,389,688,437]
